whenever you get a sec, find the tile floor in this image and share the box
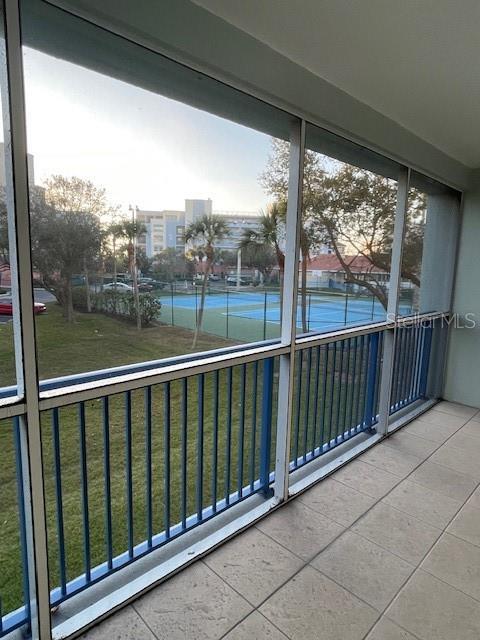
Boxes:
[82,401,480,640]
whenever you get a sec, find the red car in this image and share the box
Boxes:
[0,297,47,316]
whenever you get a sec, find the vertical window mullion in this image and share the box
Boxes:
[377,167,410,435]
[273,118,304,502]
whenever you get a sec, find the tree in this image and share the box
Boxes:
[44,176,113,314]
[184,214,230,348]
[31,208,102,322]
[118,220,147,331]
[240,202,287,289]
[260,139,426,313]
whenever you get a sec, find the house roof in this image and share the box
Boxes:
[307,254,387,274]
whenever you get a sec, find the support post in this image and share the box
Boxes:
[273,118,304,502]
[377,167,410,435]
[1,1,52,637]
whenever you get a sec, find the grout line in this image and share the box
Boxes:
[131,602,161,640]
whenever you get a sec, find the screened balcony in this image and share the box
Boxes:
[0,1,478,640]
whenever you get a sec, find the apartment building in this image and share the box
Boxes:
[137,199,261,256]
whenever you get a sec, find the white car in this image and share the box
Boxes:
[103,282,134,292]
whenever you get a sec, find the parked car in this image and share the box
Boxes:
[138,282,154,292]
[103,282,134,293]
[226,276,252,286]
[208,274,221,281]
[0,297,46,315]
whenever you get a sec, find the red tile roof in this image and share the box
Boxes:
[307,254,387,274]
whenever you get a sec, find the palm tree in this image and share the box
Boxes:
[119,220,147,330]
[239,201,286,295]
[184,214,230,348]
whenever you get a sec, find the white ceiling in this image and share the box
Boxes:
[193,0,480,168]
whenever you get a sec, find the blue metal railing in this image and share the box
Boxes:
[30,357,278,617]
[390,321,433,414]
[290,331,384,471]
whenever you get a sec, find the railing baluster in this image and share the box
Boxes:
[412,325,423,399]
[212,370,219,514]
[124,392,134,559]
[398,327,410,407]
[364,333,379,428]
[249,361,258,492]
[334,340,345,442]
[319,344,329,451]
[196,374,204,522]
[347,336,358,433]
[396,327,408,407]
[311,346,321,456]
[293,349,303,467]
[354,335,365,428]
[327,342,337,448]
[78,402,91,581]
[419,322,433,396]
[225,368,233,506]
[102,397,113,569]
[341,338,351,439]
[164,382,171,539]
[408,325,420,402]
[237,364,246,498]
[181,378,188,531]
[52,408,67,595]
[259,357,274,495]
[302,348,312,462]
[145,387,153,548]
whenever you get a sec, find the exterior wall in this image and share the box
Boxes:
[444,174,480,407]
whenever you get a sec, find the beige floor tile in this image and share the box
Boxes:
[352,502,441,565]
[365,617,418,640]
[134,561,252,640]
[430,445,480,480]
[414,409,468,430]
[360,443,422,478]
[387,570,480,640]
[447,501,480,547]
[256,499,344,561]
[466,485,480,509]
[223,612,288,640]
[332,459,402,498]
[383,432,438,459]
[260,566,378,640]
[435,401,478,419]
[458,420,480,438]
[403,417,462,443]
[204,527,303,606]
[408,460,477,502]
[448,429,480,453]
[422,533,480,601]
[297,477,376,527]
[81,606,156,640]
[382,480,462,529]
[312,530,413,612]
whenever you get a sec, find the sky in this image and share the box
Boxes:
[17,47,274,216]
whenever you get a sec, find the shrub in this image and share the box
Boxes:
[91,289,161,327]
